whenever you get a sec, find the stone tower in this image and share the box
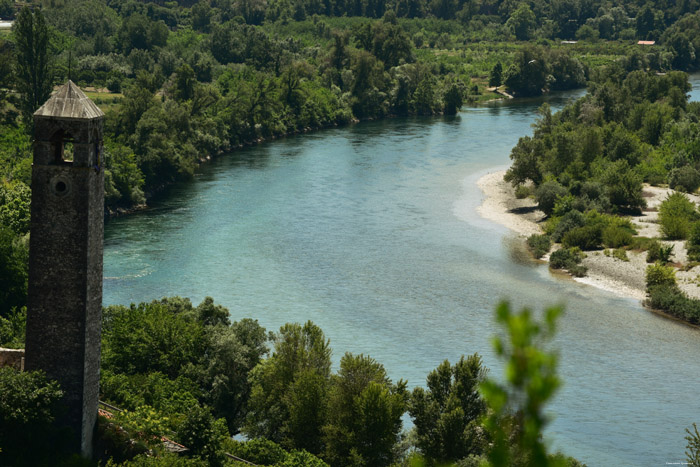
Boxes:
[24,81,105,457]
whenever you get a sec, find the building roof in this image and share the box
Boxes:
[637,40,656,45]
[34,80,104,120]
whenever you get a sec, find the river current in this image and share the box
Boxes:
[103,81,700,465]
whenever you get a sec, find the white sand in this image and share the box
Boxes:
[475,171,700,302]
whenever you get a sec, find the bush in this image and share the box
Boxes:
[0,369,66,465]
[612,248,629,262]
[562,225,602,250]
[549,210,585,242]
[646,240,673,263]
[549,247,587,276]
[602,225,633,248]
[647,285,700,325]
[535,181,568,215]
[226,438,288,465]
[514,184,532,199]
[527,234,551,259]
[668,165,700,193]
[658,192,698,240]
[687,222,700,261]
[645,264,677,289]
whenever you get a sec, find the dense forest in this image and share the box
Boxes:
[3,0,700,464]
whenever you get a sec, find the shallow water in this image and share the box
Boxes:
[104,83,700,465]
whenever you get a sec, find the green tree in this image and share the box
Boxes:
[0,227,28,318]
[174,64,197,102]
[686,423,700,467]
[0,368,65,466]
[191,1,212,32]
[201,318,269,433]
[13,7,53,129]
[489,62,503,87]
[101,299,206,378]
[443,81,463,115]
[480,302,566,467]
[506,3,536,40]
[244,321,332,451]
[177,405,229,466]
[409,354,488,462]
[323,353,408,467]
[658,192,698,239]
[504,47,548,97]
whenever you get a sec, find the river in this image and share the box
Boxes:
[103,82,700,466]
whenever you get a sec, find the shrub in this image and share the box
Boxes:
[0,369,66,465]
[514,184,532,199]
[226,438,288,465]
[612,248,629,262]
[550,247,587,276]
[658,192,698,239]
[629,236,655,251]
[645,264,677,289]
[549,210,585,242]
[687,222,700,261]
[602,225,633,248]
[646,240,674,263]
[562,225,602,250]
[668,165,700,193]
[535,181,568,215]
[552,194,576,217]
[527,234,551,259]
[647,285,700,325]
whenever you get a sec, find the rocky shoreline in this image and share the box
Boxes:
[476,170,700,303]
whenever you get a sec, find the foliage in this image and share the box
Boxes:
[0,306,26,348]
[226,438,289,465]
[668,165,700,193]
[686,423,700,467]
[102,300,206,378]
[480,302,566,467]
[13,7,53,129]
[658,192,698,240]
[535,180,567,216]
[562,225,602,250]
[549,247,586,277]
[101,297,269,436]
[688,222,700,261]
[602,225,633,249]
[0,368,66,466]
[645,264,677,289]
[612,248,628,262]
[0,226,28,318]
[176,405,229,466]
[409,354,488,462]
[244,321,331,450]
[323,353,408,467]
[527,234,551,259]
[114,405,173,445]
[646,285,700,325]
[646,240,674,264]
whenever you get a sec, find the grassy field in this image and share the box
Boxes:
[84,91,123,113]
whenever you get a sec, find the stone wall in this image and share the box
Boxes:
[0,348,25,370]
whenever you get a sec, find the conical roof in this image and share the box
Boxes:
[34,80,104,120]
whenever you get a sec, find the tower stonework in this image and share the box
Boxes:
[25,81,105,457]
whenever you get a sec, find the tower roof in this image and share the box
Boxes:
[34,80,104,120]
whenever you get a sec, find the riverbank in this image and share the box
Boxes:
[476,170,700,303]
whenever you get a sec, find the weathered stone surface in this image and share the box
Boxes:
[0,348,24,370]
[25,81,104,459]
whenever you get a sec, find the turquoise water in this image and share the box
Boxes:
[104,85,700,465]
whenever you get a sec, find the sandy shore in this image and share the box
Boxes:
[476,170,700,302]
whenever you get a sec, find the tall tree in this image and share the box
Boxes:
[409,354,488,462]
[13,7,52,129]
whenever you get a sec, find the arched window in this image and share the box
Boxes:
[50,129,76,164]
